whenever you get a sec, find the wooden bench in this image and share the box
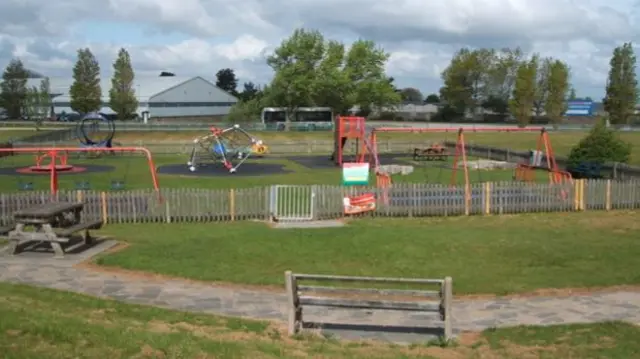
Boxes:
[56,219,104,244]
[0,224,15,236]
[284,271,453,341]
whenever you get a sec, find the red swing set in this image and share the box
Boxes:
[333,116,573,214]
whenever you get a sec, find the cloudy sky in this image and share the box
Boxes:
[0,0,636,99]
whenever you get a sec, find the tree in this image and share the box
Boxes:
[215,68,239,96]
[399,88,423,104]
[0,58,28,119]
[509,56,538,127]
[603,43,638,125]
[544,60,570,128]
[265,28,399,126]
[440,48,494,118]
[487,48,523,117]
[24,78,51,129]
[533,57,552,116]
[567,118,631,166]
[159,71,175,77]
[69,48,102,114]
[568,87,577,100]
[109,48,138,121]
[238,82,261,102]
[424,93,440,104]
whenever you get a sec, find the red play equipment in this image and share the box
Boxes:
[332,116,369,166]
[0,146,160,194]
[31,150,73,172]
[368,126,572,186]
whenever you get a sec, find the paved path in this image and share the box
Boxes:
[1,241,639,343]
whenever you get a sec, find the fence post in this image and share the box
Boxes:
[573,181,580,211]
[284,271,301,335]
[579,179,586,211]
[165,195,171,223]
[229,189,235,221]
[443,276,453,341]
[483,182,491,215]
[605,180,612,211]
[100,191,108,224]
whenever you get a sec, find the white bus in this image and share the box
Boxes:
[260,107,333,130]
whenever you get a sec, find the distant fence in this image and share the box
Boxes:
[10,128,77,144]
[284,271,453,340]
[447,142,640,180]
[0,180,638,225]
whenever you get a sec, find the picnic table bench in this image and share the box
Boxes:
[3,201,103,258]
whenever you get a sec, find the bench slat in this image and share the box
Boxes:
[299,295,440,312]
[57,220,103,237]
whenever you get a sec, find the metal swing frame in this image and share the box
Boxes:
[187,125,264,173]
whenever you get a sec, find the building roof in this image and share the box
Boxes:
[26,76,221,102]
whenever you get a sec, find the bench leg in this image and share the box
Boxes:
[7,240,19,256]
[50,242,65,258]
[83,229,93,245]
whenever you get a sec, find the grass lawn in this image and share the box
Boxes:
[120,130,640,164]
[0,153,549,192]
[96,211,640,295]
[0,129,42,142]
[1,282,638,359]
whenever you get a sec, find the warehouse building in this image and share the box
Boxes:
[26,76,238,122]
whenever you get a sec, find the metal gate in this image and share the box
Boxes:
[270,185,315,221]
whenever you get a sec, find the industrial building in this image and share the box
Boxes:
[26,76,238,122]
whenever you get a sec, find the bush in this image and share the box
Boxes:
[567,118,632,166]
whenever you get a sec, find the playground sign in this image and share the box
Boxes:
[342,162,370,186]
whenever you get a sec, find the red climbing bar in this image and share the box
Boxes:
[373,127,546,133]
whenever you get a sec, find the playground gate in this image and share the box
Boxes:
[270,185,316,221]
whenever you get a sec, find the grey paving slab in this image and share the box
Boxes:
[0,247,639,344]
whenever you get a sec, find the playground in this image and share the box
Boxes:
[1,116,640,356]
[0,116,571,194]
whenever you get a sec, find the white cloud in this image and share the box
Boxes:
[0,0,637,97]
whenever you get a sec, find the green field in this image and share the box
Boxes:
[0,129,41,142]
[95,211,640,295]
[1,282,638,358]
[0,153,550,192]
[115,129,640,163]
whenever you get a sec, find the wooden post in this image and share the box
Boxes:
[573,181,580,211]
[284,271,301,336]
[605,179,612,211]
[229,189,235,221]
[76,190,83,203]
[578,179,585,211]
[443,276,453,342]
[483,182,491,215]
[100,191,108,224]
[165,196,171,223]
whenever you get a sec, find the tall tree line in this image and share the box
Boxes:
[228,28,401,124]
[439,48,571,127]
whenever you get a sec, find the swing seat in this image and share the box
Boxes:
[18,181,34,191]
[75,181,91,190]
[110,180,126,190]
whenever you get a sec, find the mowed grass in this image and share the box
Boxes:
[96,211,640,295]
[117,129,640,164]
[0,129,42,142]
[0,153,549,192]
[2,282,638,359]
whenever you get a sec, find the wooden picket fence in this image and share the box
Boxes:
[0,179,639,225]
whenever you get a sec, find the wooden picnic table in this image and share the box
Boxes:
[5,201,103,258]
